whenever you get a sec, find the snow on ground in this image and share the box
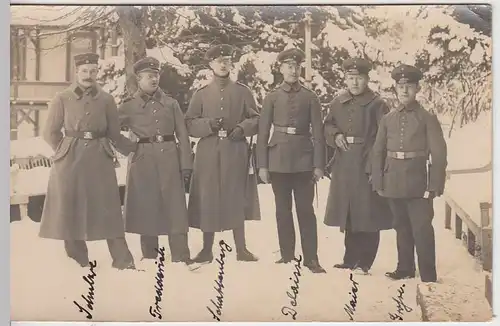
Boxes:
[11,179,421,322]
[10,112,493,321]
[10,137,54,159]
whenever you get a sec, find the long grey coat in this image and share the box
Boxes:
[323,89,392,232]
[185,77,260,232]
[39,84,137,241]
[118,89,193,236]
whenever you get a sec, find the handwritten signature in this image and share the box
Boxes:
[281,255,303,320]
[73,260,98,319]
[344,273,359,321]
[388,284,413,321]
[149,247,166,320]
[207,240,233,321]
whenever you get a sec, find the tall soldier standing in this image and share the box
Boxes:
[257,48,326,273]
[118,57,194,266]
[323,58,392,275]
[371,64,447,282]
[40,53,138,270]
[185,44,260,263]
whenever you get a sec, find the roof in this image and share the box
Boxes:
[10,5,113,27]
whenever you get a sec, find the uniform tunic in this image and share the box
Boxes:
[185,77,260,232]
[40,84,137,241]
[323,89,392,232]
[118,89,192,236]
[371,101,448,198]
[256,82,325,173]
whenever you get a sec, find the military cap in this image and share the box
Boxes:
[391,64,423,83]
[74,52,99,67]
[133,57,160,74]
[277,48,305,64]
[204,44,234,61]
[342,57,372,75]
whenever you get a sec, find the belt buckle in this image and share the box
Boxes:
[346,136,354,144]
[83,131,93,140]
[156,135,164,142]
[396,152,405,159]
[286,127,296,135]
[218,130,227,138]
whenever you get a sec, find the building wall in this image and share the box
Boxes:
[11,25,124,141]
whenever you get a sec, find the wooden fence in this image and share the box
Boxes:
[443,162,493,308]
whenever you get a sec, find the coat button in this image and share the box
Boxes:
[153,109,157,114]
[85,112,90,115]
[220,107,223,110]
[156,119,159,123]
[151,101,155,104]
[161,149,164,152]
[84,142,88,147]
[157,128,160,133]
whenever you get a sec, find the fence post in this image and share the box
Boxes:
[480,202,492,272]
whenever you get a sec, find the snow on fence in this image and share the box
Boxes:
[443,169,493,308]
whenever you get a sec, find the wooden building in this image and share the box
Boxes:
[10,5,123,140]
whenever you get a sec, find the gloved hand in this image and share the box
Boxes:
[313,168,324,182]
[228,126,245,141]
[259,168,271,184]
[335,133,349,151]
[182,169,192,181]
[209,118,223,132]
[423,191,436,199]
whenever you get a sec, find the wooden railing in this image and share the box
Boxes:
[443,162,493,307]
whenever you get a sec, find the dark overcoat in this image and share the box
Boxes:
[185,77,261,232]
[323,89,392,232]
[118,89,192,236]
[371,101,448,199]
[39,84,137,241]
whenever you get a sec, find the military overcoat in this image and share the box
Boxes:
[118,88,192,236]
[371,101,448,199]
[323,89,392,232]
[256,82,325,173]
[39,84,137,241]
[185,77,261,232]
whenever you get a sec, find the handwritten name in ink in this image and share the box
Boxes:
[207,240,233,321]
[388,284,413,321]
[149,247,166,320]
[344,273,359,321]
[281,255,303,320]
[73,260,98,319]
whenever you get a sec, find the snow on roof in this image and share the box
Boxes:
[10,5,113,27]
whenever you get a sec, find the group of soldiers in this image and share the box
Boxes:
[39,43,447,284]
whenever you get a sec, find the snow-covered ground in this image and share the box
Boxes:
[10,112,493,322]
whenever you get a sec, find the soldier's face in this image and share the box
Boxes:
[76,64,98,88]
[396,82,420,105]
[345,73,369,95]
[210,57,233,77]
[137,71,159,94]
[280,62,301,83]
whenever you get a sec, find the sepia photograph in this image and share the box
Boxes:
[9,3,493,322]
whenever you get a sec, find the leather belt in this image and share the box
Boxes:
[274,125,308,135]
[65,130,105,140]
[345,136,364,144]
[137,134,175,143]
[387,150,428,159]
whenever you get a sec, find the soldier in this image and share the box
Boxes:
[371,64,447,283]
[39,52,138,270]
[185,44,260,263]
[118,57,194,266]
[323,58,393,275]
[256,48,326,273]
